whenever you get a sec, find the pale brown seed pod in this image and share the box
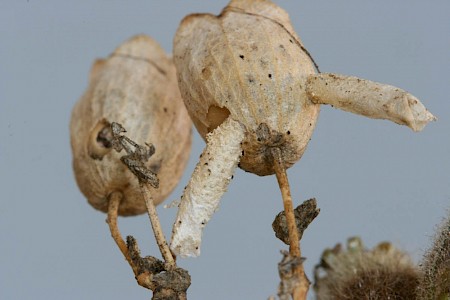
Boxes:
[174,0,320,176]
[70,35,192,216]
[170,0,435,257]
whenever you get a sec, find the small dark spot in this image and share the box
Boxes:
[204,162,208,166]
[241,150,245,156]
[239,54,244,60]
[259,83,263,86]
[231,175,234,179]
[247,74,255,83]
[96,126,113,148]
[163,107,168,113]
[279,44,285,49]
[287,130,290,135]
[178,221,182,224]
[309,123,312,126]
[195,247,199,250]
[149,161,161,173]
[200,153,203,158]
[289,39,293,43]
[257,138,261,142]
[238,163,241,168]
[268,74,272,79]
[201,221,205,225]
[325,82,328,86]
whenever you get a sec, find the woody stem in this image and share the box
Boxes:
[140,181,176,266]
[271,147,309,300]
[106,191,138,276]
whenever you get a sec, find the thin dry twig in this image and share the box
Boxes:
[111,122,174,265]
[127,236,190,299]
[106,191,138,276]
[108,122,190,297]
[271,147,309,300]
[140,181,175,266]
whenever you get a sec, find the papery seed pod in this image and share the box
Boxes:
[314,237,420,300]
[70,35,192,216]
[170,0,435,257]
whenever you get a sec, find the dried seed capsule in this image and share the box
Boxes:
[174,0,320,176]
[170,0,435,257]
[70,35,192,216]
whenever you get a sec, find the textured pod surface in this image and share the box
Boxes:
[174,0,320,176]
[70,35,192,216]
[170,118,245,257]
[306,73,436,132]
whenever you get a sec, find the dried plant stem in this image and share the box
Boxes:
[140,181,175,267]
[106,191,137,275]
[271,147,309,300]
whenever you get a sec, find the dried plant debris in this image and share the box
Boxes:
[273,198,320,245]
[70,34,191,216]
[314,237,420,300]
[127,236,191,300]
[276,250,308,300]
[111,122,159,187]
[170,0,434,258]
[417,212,450,300]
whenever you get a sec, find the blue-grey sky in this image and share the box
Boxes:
[1,1,448,299]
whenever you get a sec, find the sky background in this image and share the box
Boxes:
[1,1,449,299]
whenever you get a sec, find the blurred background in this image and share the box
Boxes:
[1,1,448,299]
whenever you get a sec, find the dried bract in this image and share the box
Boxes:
[70,35,192,216]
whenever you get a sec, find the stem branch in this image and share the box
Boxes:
[271,147,309,300]
[140,181,175,266]
[106,191,137,275]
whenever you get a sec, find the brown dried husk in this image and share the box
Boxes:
[70,35,192,216]
[173,0,320,176]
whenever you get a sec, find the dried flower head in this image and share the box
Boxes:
[314,237,420,300]
[70,35,192,216]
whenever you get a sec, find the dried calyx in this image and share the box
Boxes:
[170,0,434,259]
[70,34,191,216]
[70,35,192,297]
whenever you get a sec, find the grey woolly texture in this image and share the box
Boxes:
[315,241,419,300]
[417,212,450,300]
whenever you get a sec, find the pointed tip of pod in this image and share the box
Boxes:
[406,94,437,132]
